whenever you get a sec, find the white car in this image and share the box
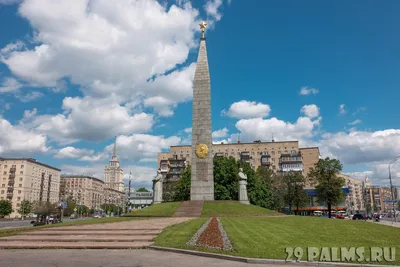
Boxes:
[93,214,101,218]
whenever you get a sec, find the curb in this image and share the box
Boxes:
[148,246,399,267]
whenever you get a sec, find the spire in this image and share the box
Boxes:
[112,136,117,160]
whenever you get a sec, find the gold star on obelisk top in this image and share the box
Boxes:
[199,21,207,39]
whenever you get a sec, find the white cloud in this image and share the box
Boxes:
[222,100,271,119]
[339,104,346,115]
[319,129,400,165]
[27,96,154,144]
[213,138,231,144]
[184,127,192,133]
[55,146,94,159]
[0,117,48,155]
[22,108,37,121]
[236,116,319,146]
[17,91,44,102]
[104,134,181,162]
[0,0,205,114]
[204,0,223,22]
[349,119,362,125]
[300,104,320,119]
[0,77,22,93]
[344,162,400,186]
[299,86,319,95]
[352,107,367,116]
[212,127,229,138]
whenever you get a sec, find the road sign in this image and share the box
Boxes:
[74,207,77,212]
[62,201,67,209]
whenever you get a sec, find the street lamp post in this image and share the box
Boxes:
[389,156,400,224]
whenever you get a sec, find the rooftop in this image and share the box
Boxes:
[0,157,61,171]
[171,140,298,147]
[61,175,104,184]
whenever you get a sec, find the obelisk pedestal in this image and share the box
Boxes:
[190,21,214,201]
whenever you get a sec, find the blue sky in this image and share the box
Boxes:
[0,0,399,189]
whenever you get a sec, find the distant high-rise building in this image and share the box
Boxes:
[104,136,124,192]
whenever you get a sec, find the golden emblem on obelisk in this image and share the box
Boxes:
[199,21,207,39]
[195,144,208,159]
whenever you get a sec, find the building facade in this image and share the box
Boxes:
[0,158,61,218]
[61,175,104,210]
[104,187,125,212]
[158,140,320,188]
[338,174,364,213]
[363,177,395,212]
[104,137,124,192]
[127,192,153,210]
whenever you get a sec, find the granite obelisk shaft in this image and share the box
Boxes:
[190,37,214,200]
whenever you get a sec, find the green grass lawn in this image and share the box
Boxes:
[202,201,279,216]
[0,216,143,238]
[154,217,208,248]
[124,202,182,217]
[155,216,400,265]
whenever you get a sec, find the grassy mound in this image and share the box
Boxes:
[125,202,182,217]
[202,201,279,216]
[155,216,400,265]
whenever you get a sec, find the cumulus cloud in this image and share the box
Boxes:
[0,117,48,155]
[300,104,320,119]
[184,127,192,133]
[299,86,319,95]
[212,127,229,138]
[17,91,44,102]
[25,96,154,144]
[104,134,181,162]
[204,0,224,22]
[222,100,271,119]
[339,104,346,115]
[319,129,400,165]
[236,116,319,145]
[55,146,95,159]
[344,162,400,186]
[22,108,37,121]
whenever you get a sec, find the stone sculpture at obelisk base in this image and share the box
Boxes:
[238,168,250,205]
[190,21,214,200]
[152,169,163,204]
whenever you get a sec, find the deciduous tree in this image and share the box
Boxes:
[18,200,33,218]
[0,200,13,217]
[308,157,346,218]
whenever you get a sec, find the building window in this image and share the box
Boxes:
[278,151,281,154]
[16,203,20,207]
[1,185,4,187]
[271,151,275,155]
[18,190,21,194]
[0,190,3,194]
[20,171,23,174]
[186,154,189,158]
[3,172,6,175]
[21,165,24,168]
[19,178,23,181]
[17,197,21,201]
[272,158,275,162]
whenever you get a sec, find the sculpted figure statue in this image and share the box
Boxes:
[153,169,163,204]
[238,168,250,205]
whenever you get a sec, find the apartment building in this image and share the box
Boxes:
[104,137,124,192]
[104,187,126,211]
[61,175,104,210]
[338,174,364,212]
[158,140,320,187]
[0,157,61,218]
[363,177,395,212]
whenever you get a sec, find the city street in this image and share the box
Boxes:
[0,249,306,267]
[0,217,90,229]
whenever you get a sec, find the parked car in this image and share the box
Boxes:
[93,214,100,218]
[352,213,365,220]
[70,214,77,219]
[336,214,345,219]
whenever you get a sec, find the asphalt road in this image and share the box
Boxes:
[0,217,90,229]
[0,249,306,267]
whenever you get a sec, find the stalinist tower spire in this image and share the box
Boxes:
[112,136,117,160]
[190,21,214,200]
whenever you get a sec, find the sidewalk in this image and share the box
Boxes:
[366,219,400,228]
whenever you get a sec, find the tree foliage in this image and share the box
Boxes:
[18,200,33,217]
[0,200,13,217]
[34,201,56,215]
[173,165,191,201]
[308,157,346,218]
[214,157,238,200]
[137,187,149,192]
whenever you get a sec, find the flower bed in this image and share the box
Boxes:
[186,217,234,251]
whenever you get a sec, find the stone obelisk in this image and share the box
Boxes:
[190,21,214,200]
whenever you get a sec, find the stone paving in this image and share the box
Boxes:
[0,217,192,249]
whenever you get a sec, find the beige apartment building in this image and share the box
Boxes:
[338,174,364,213]
[0,157,61,218]
[158,140,320,189]
[104,187,125,211]
[61,175,104,210]
[104,137,124,192]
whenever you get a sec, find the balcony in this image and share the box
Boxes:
[214,152,224,158]
[279,152,302,164]
[9,167,16,173]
